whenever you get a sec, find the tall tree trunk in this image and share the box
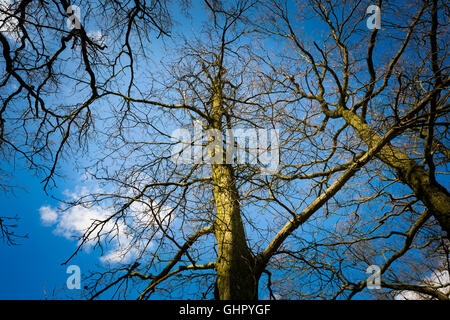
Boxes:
[212,162,259,300]
[341,109,450,236]
[209,83,259,299]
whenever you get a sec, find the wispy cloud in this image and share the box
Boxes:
[0,0,22,41]
[39,185,171,265]
[39,206,58,225]
[395,270,450,300]
[39,202,136,264]
[87,30,106,47]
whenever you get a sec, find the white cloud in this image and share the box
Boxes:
[53,205,107,241]
[129,200,173,226]
[0,0,22,41]
[100,245,137,264]
[87,30,106,47]
[39,203,135,263]
[395,270,450,300]
[39,185,172,265]
[39,206,58,225]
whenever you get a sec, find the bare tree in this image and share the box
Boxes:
[1,0,448,300]
[0,0,181,243]
[250,0,449,299]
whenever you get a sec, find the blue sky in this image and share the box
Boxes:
[1,0,447,301]
[0,0,381,300]
[0,160,101,299]
[0,0,205,300]
[0,1,216,300]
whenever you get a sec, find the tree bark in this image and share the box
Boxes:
[209,84,259,300]
[341,109,450,236]
[212,162,259,300]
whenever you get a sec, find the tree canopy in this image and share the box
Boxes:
[0,0,449,300]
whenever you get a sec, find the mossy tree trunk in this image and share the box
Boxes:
[212,162,260,300]
[341,109,450,236]
[209,86,260,300]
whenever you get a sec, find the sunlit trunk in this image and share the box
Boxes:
[212,162,259,300]
[342,109,450,236]
[209,87,259,300]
